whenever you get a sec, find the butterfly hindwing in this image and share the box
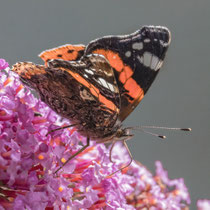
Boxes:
[84,26,171,121]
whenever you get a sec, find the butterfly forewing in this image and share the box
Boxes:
[12,54,120,141]
[84,26,171,121]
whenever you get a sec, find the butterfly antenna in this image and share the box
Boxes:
[129,126,191,131]
[126,126,191,139]
[133,128,166,139]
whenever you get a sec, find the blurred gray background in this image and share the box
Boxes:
[0,0,209,209]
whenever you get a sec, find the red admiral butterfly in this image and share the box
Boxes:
[13,26,189,174]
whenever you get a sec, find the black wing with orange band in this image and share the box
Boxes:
[84,26,171,121]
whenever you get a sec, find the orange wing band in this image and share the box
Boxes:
[93,49,144,101]
[60,68,118,112]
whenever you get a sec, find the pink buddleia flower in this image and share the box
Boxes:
[197,199,210,210]
[0,59,134,209]
[0,59,9,70]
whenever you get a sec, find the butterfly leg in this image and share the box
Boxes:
[109,140,117,163]
[46,124,78,136]
[122,140,133,170]
[107,136,133,177]
[54,137,90,174]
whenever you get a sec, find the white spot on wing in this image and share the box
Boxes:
[107,82,116,92]
[151,56,160,70]
[143,52,152,67]
[155,60,163,70]
[98,77,109,89]
[85,69,94,75]
[160,40,169,47]
[97,77,117,92]
[144,38,150,43]
[137,55,143,63]
[137,52,162,71]
[125,51,131,57]
[132,42,143,50]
